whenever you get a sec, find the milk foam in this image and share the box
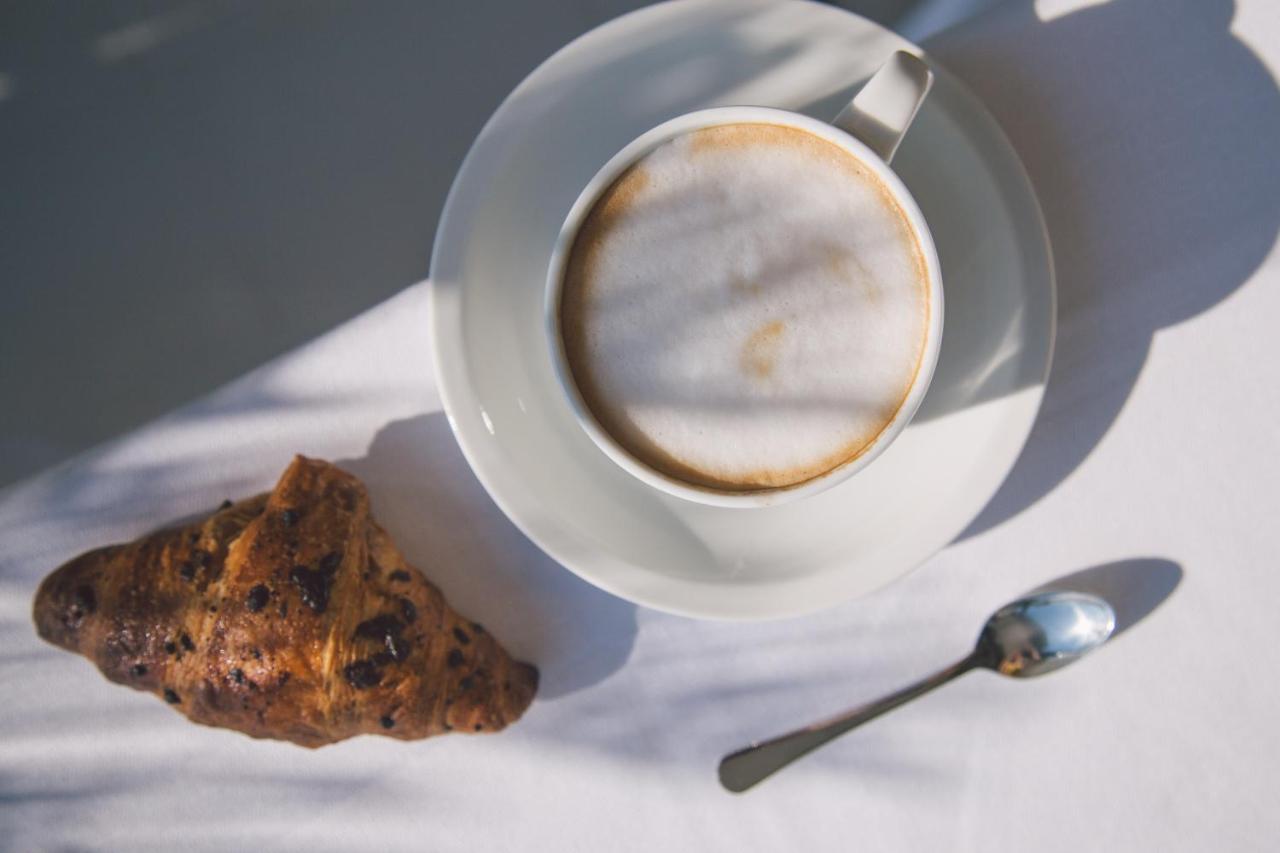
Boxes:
[560,123,928,490]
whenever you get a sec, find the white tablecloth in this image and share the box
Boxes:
[3,1,1279,849]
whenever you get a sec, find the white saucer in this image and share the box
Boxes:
[429,0,1054,620]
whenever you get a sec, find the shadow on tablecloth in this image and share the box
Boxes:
[1031,557,1183,641]
[918,0,1280,539]
[341,414,639,700]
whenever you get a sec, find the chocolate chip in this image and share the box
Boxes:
[281,508,299,527]
[343,660,382,689]
[131,664,148,677]
[470,622,485,635]
[180,633,195,651]
[164,640,177,655]
[319,551,342,575]
[452,627,469,645]
[389,570,411,583]
[380,715,395,729]
[278,601,289,618]
[230,668,245,685]
[289,564,331,614]
[193,550,211,568]
[400,598,417,624]
[473,724,482,732]
[278,672,291,686]
[251,648,262,660]
[245,584,269,612]
[447,649,464,669]
[372,651,394,666]
[355,614,404,641]
[70,584,96,616]
[179,561,196,582]
[187,531,200,544]
[354,614,411,662]
[219,499,233,510]
[386,633,410,662]
[163,689,180,704]
[459,676,474,691]
[443,723,453,731]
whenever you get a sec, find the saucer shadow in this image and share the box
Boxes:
[1029,557,1183,640]
[339,414,637,699]
[915,0,1280,540]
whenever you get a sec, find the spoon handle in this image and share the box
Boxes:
[718,653,981,793]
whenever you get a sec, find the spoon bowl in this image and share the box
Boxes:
[976,592,1116,677]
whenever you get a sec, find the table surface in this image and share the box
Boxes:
[3,0,1280,850]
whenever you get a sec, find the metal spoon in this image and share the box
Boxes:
[718,591,1116,793]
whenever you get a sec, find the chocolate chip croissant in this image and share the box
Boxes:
[32,456,537,747]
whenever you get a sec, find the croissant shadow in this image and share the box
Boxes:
[340,414,638,701]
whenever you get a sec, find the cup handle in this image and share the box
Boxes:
[833,51,933,164]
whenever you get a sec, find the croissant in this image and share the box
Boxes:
[32,456,537,747]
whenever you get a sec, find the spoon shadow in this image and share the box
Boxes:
[1027,557,1183,641]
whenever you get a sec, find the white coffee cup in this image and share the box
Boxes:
[546,52,942,508]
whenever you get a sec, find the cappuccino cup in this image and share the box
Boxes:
[546,52,942,508]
